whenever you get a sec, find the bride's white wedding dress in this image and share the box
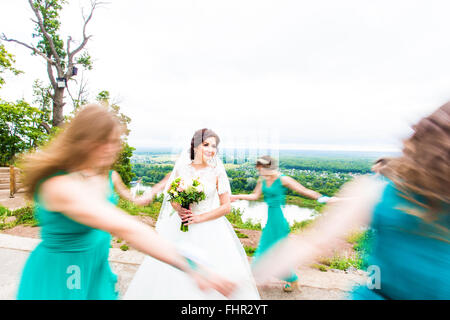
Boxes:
[123,157,260,300]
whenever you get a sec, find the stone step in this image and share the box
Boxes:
[0,183,10,190]
[0,177,10,184]
[0,184,22,190]
[0,167,10,173]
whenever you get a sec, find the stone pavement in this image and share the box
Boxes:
[0,233,366,300]
[0,233,144,300]
[0,190,27,211]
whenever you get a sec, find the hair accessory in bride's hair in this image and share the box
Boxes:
[256,158,270,165]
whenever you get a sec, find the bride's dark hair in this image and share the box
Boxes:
[190,128,221,160]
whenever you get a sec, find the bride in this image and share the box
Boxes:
[124,128,260,299]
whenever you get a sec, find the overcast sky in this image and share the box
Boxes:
[1,0,450,152]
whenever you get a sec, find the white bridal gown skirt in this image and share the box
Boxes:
[123,215,260,300]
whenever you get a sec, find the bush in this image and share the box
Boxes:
[244,246,256,256]
[226,207,262,231]
[291,219,314,233]
[118,198,161,220]
[0,204,37,230]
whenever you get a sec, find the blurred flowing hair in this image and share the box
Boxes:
[382,102,450,220]
[19,104,123,199]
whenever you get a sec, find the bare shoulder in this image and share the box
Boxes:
[40,174,76,193]
[39,174,82,208]
[280,175,295,185]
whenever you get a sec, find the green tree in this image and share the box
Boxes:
[113,142,135,186]
[31,79,53,133]
[1,0,103,127]
[0,100,49,165]
[96,90,135,185]
[0,44,23,88]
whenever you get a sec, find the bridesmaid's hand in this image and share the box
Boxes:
[326,196,341,204]
[230,195,239,203]
[189,265,236,298]
[134,191,155,206]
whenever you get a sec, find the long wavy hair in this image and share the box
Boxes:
[19,104,123,200]
[381,102,450,221]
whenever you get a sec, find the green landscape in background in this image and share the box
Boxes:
[131,148,400,210]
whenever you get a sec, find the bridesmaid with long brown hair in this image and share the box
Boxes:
[252,103,450,299]
[16,104,234,299]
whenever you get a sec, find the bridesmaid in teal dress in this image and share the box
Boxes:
[16,104,235,300]
[17,170,121,299]
[249,103,450,299]
[231,155,336,292]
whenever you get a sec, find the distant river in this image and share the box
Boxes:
[231,200,317,228]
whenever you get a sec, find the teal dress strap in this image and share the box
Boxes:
[108,170,120,205]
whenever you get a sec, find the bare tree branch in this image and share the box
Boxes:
[66,0,107,70]
[66,70,89,109]
[39,121,51,134]
[0,33,56,66]
[27,0,63,76]
[46,59,57,90]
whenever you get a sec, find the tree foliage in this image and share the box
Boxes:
[0,44,23,89]
[0,100,49,165]
[1,0,102,127]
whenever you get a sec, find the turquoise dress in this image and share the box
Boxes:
[252,174,299,283]
[17,171,120,300]
[351,178,450,300]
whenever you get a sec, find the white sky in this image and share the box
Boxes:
[1,0,450,152]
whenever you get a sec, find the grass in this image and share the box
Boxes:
[244,246,256,257]
[317,229,375,271]
[318,253,363,271]
[310,263,328,272]
[290,219,315,233]
[234,230,249,238]
[226,207,262,231]
[119,244,129,251]
[117,198,162,220]
[0,204,38,230]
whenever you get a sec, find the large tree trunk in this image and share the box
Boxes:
[52,87,66,127]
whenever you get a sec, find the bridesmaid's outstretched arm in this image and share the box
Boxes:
[230,181,263,202]
[280,175,322,200]
[280,175,339,203]
[112,171,170,206]
[39,174,236,297]
[252,176,383,283]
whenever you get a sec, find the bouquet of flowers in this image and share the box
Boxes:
[168,177,206,232]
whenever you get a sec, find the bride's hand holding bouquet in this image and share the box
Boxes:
[168,177,206,232]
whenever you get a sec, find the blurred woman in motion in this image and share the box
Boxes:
[251,103,450,299]
[231,155,338,292]
[16,104,235,300]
